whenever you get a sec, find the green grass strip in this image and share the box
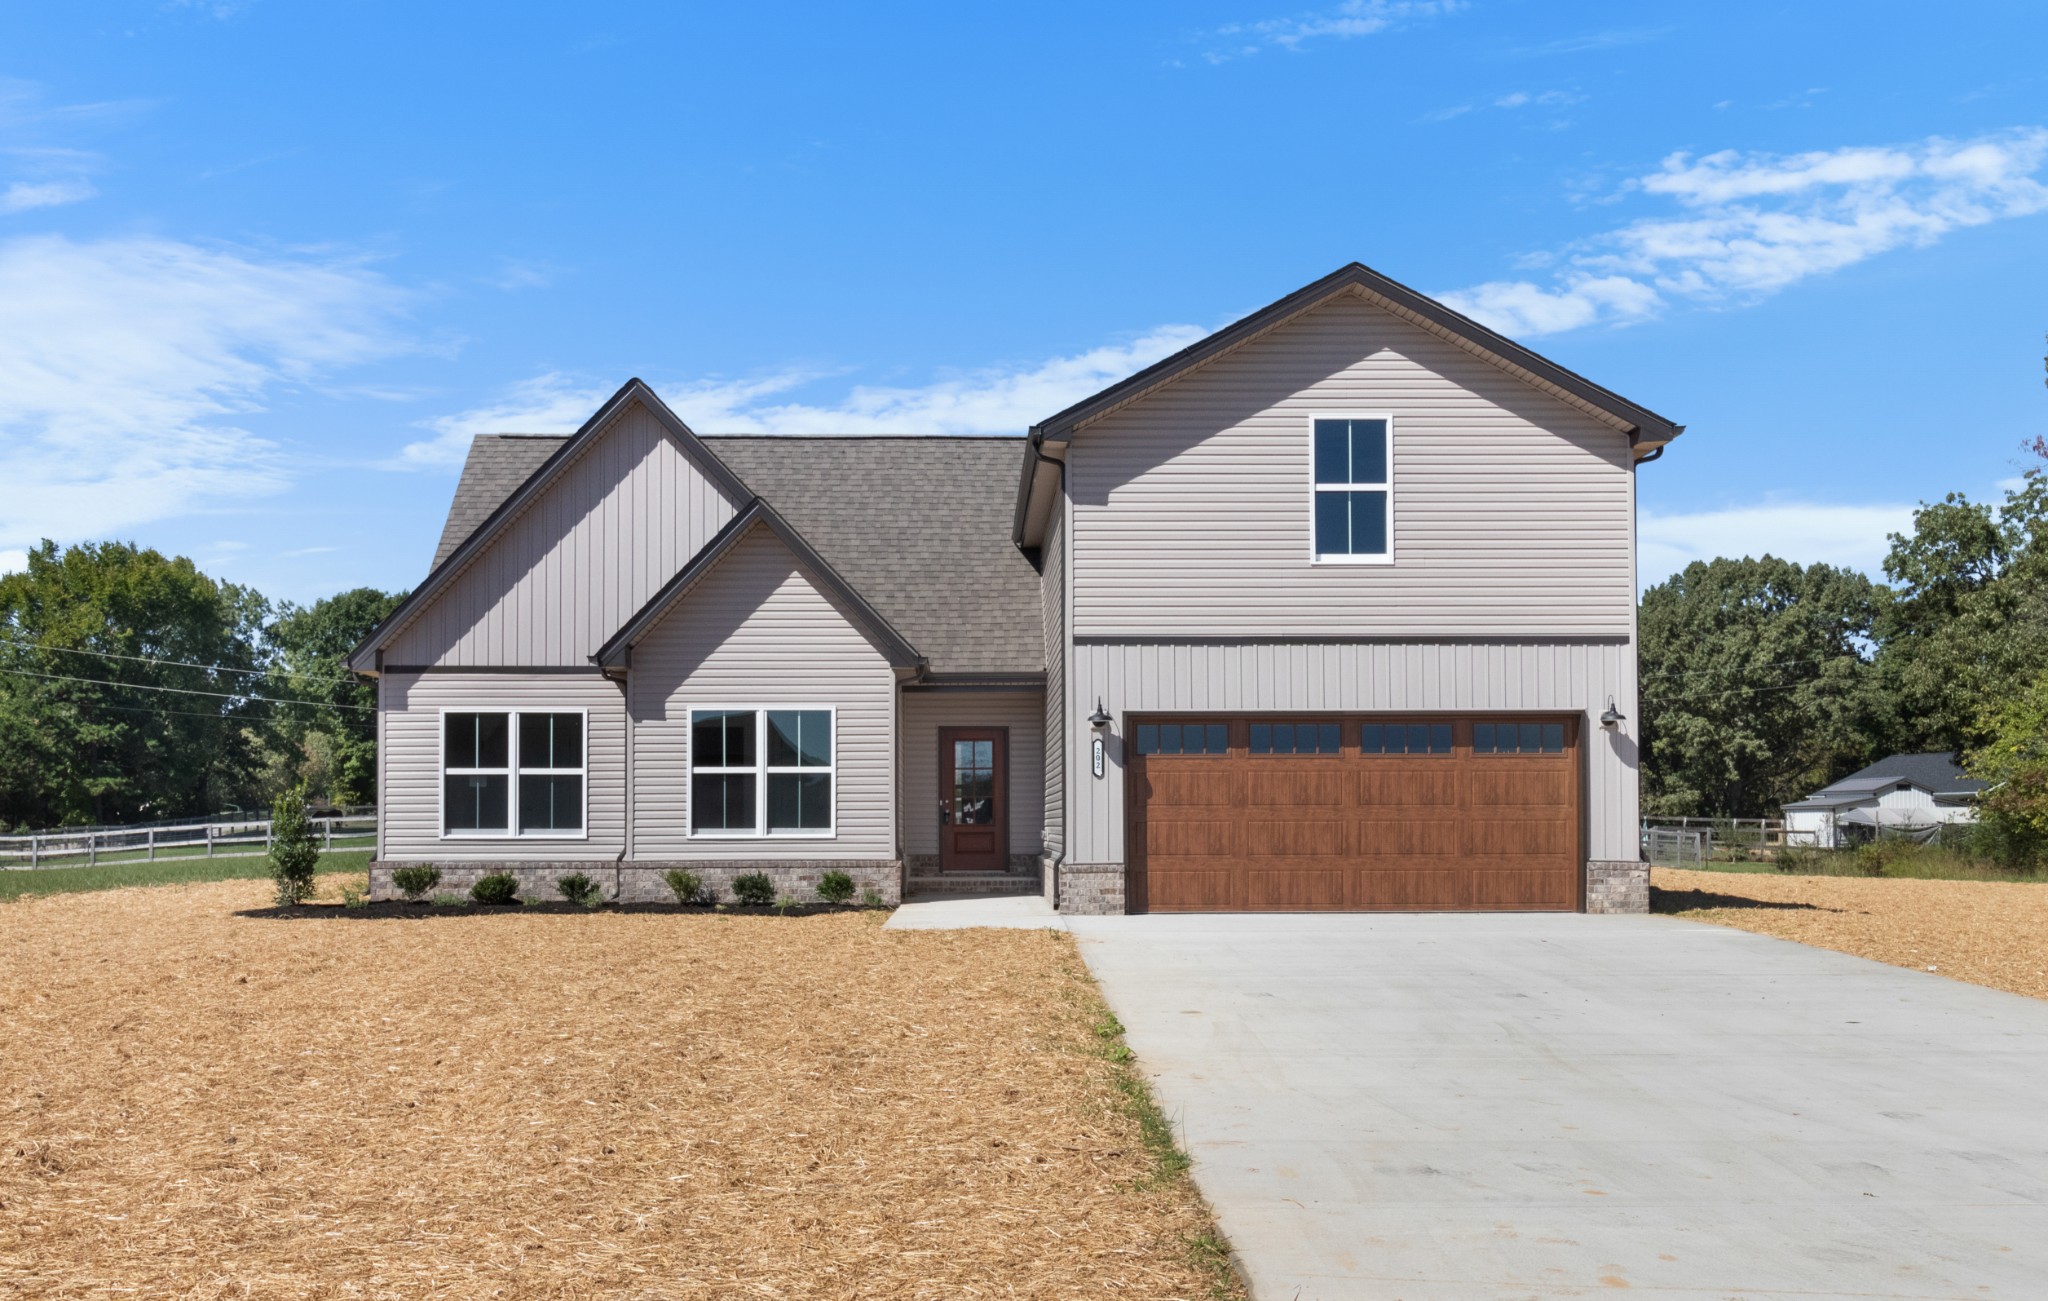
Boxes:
[0,849,374,902]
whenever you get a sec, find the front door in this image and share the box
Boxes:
[939,727,1007,872]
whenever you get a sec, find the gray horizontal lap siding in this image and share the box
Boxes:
[628,525,897,861]
[1068,639,1639,865]
[899,690,1046,858]
[379,671,627,862]
[1068,294,1633,638]
[386,403,740,667]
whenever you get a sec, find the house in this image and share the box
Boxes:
[348,263,1682,914]
[1781,752,1986,848]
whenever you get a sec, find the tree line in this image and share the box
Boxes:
[0,540,402,831]
[1641,441,2048,861]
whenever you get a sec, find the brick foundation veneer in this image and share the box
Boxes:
[1585,860,1649,914]
[369,860,902,906]
[1053,862,1126,915]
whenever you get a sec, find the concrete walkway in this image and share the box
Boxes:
[1067,912,2048,1300]
[883,892,1065,930]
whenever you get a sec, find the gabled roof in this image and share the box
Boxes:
[1013,261,1686,544]
[1783,751,1987,810]
[346,379,752,672]
[1832,751,1985,796]
[371,422,1043,678]
[705,436,1042,678]
[432,435,564,569]
[593,500,923,671]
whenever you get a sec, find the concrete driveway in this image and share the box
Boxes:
[1066,913,2048,1300]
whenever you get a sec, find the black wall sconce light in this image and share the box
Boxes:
[1599,696,1625,729]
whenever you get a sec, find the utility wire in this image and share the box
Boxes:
[0,667,373,711]
[0,634,363,687]
[1639,653,1868,681]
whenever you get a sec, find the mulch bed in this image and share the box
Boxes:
[1654,867,2048,1002]
[1,875,1234,1299]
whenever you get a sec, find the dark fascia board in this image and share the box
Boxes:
[592,500,925,671]
[346,378,754,673]
[1012,262,1686,545]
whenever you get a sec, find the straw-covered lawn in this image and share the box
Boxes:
[1654,866,2048,1002]
[0,876,1235,1299]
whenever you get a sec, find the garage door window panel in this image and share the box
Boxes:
[1134,722,1230,755]
[1359,722,1453,755]
[1474,721,1566,754]
[1249,721,1341,755]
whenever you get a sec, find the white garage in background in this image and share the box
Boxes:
[1782,751,1985,848]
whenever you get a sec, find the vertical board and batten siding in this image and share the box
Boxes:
[1067,640,1638,865]
[1041,500,1067,856]
[1068,292,1635,637]
[385,402,739,667]
[379,671,626,861]
[628,525,897,860]
[899,690,1047,857]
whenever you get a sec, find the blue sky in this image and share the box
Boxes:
[1,0,2044,605]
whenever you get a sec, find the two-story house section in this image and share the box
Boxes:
[350,263,1681,915]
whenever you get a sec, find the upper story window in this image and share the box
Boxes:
[442,709,586,837]
[690,708,836,837]
[1312,417,1391,562]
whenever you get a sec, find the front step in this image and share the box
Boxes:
[906,872,1040,898]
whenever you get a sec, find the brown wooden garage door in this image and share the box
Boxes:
[1127,715,1581,912]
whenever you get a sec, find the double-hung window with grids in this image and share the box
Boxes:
[1312,416,1391,561]
[689,708,836,837]
[441,710,586,837]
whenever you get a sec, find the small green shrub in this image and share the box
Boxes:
[555,872,603,908]
[816,870,856,905]
[861,886,883,907]
[266,780,321,906]
[775,891,799,915]
[391,864,441,901]
[340,883,367,909]
[470,872,520,905]
[664,868,705,905]
[431,893,466,907]
[731,872,775,907]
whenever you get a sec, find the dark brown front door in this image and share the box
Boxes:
[939,727,1007,872]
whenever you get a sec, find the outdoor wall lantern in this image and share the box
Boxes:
[1088,698,1111,779]
[1599,697,1625,729]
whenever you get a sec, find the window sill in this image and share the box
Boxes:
[1311,554,1394,565]
[687,831,840,842]
[439,832,591,842]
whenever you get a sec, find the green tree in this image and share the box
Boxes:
[1640,556,1884,817]
[266,778,321,905]
[1874,472,2048,753]
[264,587,405,804]
[0,540,271,828]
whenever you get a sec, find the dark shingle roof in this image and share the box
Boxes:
[704,436,1041,676]
[1831,751,1985,796]
[432,435,567,568]
[430,432,1042,677]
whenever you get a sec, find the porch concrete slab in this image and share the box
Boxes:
[884,892,1065,931]
[1065,912,2048,1300]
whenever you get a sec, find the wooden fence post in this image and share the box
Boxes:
[206,825,214,859]
[148,828,155,862]
[29,835,36,868]
[89,832,96,867]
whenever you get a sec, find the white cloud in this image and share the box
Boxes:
[1426,89,1585,122]
[668,327,1208,435]
[0,234,409,549]
[0,548,25,575]
[1200,0,1461,62]
[0,179,95,212]
[1440,127,2048,337]
[408,327,1210,466]
[1638,501,1916,588]
[390,372,611,467]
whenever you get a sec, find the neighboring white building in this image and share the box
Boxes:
[1782,752,1986,848]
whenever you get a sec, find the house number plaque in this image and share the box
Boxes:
[1092,735,1105,779]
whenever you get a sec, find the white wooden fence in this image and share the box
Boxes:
[0,815,375,871]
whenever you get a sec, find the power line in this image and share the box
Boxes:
[0,634,363,688]
[1639,653,1868,681]
[0,667,373,712]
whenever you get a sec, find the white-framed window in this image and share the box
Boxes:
[1311,415,1392,563]
[689,707,836,838]
[440,709,587,838]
